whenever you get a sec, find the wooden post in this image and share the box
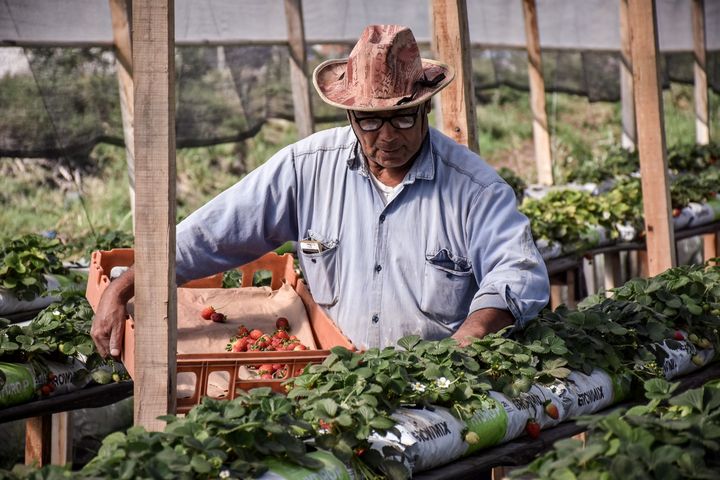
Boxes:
[430,0,479,152]
[25,416,51,466]
[109,0,136,230]
[619,0,636,150]
[692,0,709,145]
[133,0,177,429]
[284,0,314,139]
[703,234,719,261]
[604,251,623,292]
[522,0,553,185]
[692,0,717,259]
[50,412,72,465]
[628,0,676,275]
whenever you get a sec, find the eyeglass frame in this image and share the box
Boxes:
[349,106,423,132]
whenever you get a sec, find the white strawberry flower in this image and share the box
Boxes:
[411,382,427,393]
[53,310,61,316]
[219,470,231,479]
[436,377,451,389]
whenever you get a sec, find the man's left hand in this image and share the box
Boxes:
[451,308,515,347]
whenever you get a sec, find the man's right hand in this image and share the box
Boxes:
[90,265,135,358]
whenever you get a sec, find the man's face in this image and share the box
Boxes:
[349,103,428,170]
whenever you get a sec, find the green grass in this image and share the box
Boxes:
[1,84,716,255]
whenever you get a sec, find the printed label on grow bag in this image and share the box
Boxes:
[687,202,715,227]
[464,396,508,454]
[652,340,715,379]
[565,369,614,418]
[368,406,467,473]
[260,450,350,480]
[490,384,565,442]
[0,362,35,408]
[29,357,91,398]
[673,208,693,230]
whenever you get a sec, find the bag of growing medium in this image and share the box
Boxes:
[687,202,716,227]
[463,396,508,454]
[0,362,35,408]
[29,357,91,398]
[561,369,619,418]
[488,384,566,442]
[367,407,467,473]
[259,450,350,480]
[650,339,715,379]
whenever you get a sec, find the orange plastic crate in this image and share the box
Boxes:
[86,249,354,413]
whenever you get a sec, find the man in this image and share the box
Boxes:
[91,24,549,356]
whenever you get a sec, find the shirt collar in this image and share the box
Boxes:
[346,130,436,184]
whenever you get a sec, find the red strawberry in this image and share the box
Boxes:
[272,363,283,372]
[276,317,290,331]
[210,312,226,323]
[260,373,274,380]
[249,329,263,340]
[200,305,215,320]
[672,208,682,218]
[237,325,249,337]
[258,364,274,375]
[544,401,559,420]
[41,385,51,396]
[293,344,308,351]
[231,337,248,352]
[673,330,684,341]
[318,419,334,432]
[274,330,290,340]
[525,419,541,439]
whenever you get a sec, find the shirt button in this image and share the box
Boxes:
[379,214,386,223]
[374,264,382,272]
[371,314,379,323]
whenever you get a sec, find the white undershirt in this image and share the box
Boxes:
[369,171,404,205]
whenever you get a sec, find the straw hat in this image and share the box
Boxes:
[313,24,455,112]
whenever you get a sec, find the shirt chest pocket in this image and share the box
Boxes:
[299,231,339,307]
[420,249,477,325]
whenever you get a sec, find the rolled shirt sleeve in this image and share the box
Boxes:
[467,182,550,327]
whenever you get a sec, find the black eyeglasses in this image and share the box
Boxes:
[351,107,421,132]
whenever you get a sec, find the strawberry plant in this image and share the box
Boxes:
[520,189,619,250]
[564,145,638,184]
[512,379,720,479]
[79,388,322,479]
[0,234,70,300]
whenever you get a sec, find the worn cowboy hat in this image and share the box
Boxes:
[313,24,455,112]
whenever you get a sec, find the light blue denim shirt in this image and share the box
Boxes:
[176,126,549,349]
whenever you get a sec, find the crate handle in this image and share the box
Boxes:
[238,252,297,290]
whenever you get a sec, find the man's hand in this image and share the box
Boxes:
[451,308,515,347]
[90,265,135,358]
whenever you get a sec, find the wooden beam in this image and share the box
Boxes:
[284,0,315,139]
[628,0,676,276]
[25,416,51,466]
[619,0,636,150]
[109,0,136,230]
[430,0,479,153]
[133,0,177,429]
[521,0,553,185]
[50,412,72,465]
[692,0,709,145]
